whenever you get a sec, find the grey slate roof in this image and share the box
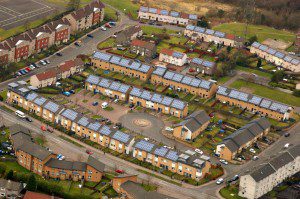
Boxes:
[87,156,105,172]
[269,152,294,170]
[250,163,276,182]
[0,179,23,192]
[175,110,210,132]
[45,158,87,171]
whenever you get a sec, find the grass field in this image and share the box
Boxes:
[235,66,272,78]
[101,0,139,19]
[213,22,296,43]
[229,79,300,107]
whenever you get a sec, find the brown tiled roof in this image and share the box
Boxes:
[180,12,189,19]
[71,0,105,21]
[225,34,235,40]
[131,39,156,50]
[5,32,33,47]
[24,191,62,199]
[74,57,84,66]
[35,70,57,81]
[160,48,175,56]
[46,18,70,31]
[59,60,75,73]
[0,42,11,51]
[30,25,53,36]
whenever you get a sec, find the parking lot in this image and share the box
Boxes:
[0,0,56,29]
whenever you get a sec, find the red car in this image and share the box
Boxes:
[41,125,47,131]
[86,149,93,155]
[25,67,31,71]
[115,169,125,174]
[105,23,111,28]
[189,68,195,73]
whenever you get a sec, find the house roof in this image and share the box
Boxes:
[117,26,141,40]
[0,42,11,51]
[160,48,186,59]
[70,0,104,21]
[24,191,62,199]
[5,32,33,47]
[45,158,87,171]
[46,18,70,31]
[35,70,57,81]
[250,163,276,182]
[269,152,295,170]
[0,179,23,192]
[131,39,156,50]
[175,110,210,132]
[87,156,105,172]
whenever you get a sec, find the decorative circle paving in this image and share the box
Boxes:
[133,119,152,127]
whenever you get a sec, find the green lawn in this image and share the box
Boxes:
[104,6,118,21]
[220,186,244,199]
[229,79,300,106]
[101,0,139,19]
[141,26,177,35]
[97,37,116,49]
[0,90,7,101]
[213,22,296,43]
[235,66,272,78]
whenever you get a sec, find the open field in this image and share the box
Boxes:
[213,23,296,43]
[229,79,300,107]
[101,0,139,19]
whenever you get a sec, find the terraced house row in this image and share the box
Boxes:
[0,0,104,64]
[216,86,293,120]
[132,139,211,180]
[85,75,188,118]
[250,42,300,73]
[6,82,210,181]
[138,6,199,26]
[184,25,244,47]
[10,125,105,182]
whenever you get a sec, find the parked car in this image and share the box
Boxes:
[29,64,35,70]
[25,117,32,122]
[109,21,116,26]
[113,99,119,103]
[101,102,108,109]
[69,90,75,94]
[56,52,62,56]
[253,143,260,149]
[165,127,174,132]
[105,23,111,28]
[284,133,290,137]
[86,149,93,155]
[39,60,46,65]
[45,60,50,64]
[195,149,203,154]
[220,159,228,165]
[228,175,239,183]
[100,26,107,31]
[115,169,125,174]
[144,137,149,141]
[249,148,256,154]
[87,34,93,38]
[92,101,99,106]
[74,42,81,47]
[216,178,224,185]
[284,143,290,148]
[252,156,259,161]
[129,104,134,108]
[62,91,71,96]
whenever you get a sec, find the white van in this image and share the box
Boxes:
[15,110,26,118]
[101,102,108,109]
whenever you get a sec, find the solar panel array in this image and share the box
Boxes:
[186,25,195,31]
[172,51,184,58]
[86,75,100,84]
[44,101,60,113]
[171,99,186,110]
[139,6,148,12]
[34,97,47,106]
[152,66,167,76]
[88,122,101,131]
[26,92,38,101]
[77,116,90,127]
[149,8,157,13]
[160,10,169,15]
[165,150,179,161]
[19,87,29,93]
[194,27,205,33]
[17,80,27,85]
[217,86,290,114]
[92,51,112,61]
[130,87,142,97]
[154,147,168,157]
[202,60,215,68]
[205,29,214,35]
[99,125,111,136]
[170,11,179,17]
[61,109,78,121]
[189,14,197,20]
[8,82,19,88]
[112,131,131,143]
[214,31,225,38]
[134,140,155,152]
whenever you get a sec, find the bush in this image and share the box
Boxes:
[5,170,13,180]
[27,174,37,191]
[0,163,6,175]
[293,90,300,97]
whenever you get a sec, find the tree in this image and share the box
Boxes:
[256,58,262,68]
[5,170,13,180]
[226,46,232,53]
[271,71,285,83]
[248,35,258,45]
[67,0,81,11]
[0,163,6,175]
[293,90,300,97]
[217,9,225,18]
[26,174,37,191]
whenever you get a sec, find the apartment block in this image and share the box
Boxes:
[215,118,271,161]
[0,43,14,64]
[189,57,216,75]
[159,48,188,66]
[184,25,244,47]
[46,18,71,45]
[91,51,154,81]
[250,42,300,73]
[151,66,217,98]
[85,75,132,101]
[173,110,210,140]
[239,145,300,199]
[129,87,188,118]
[216,86,293,121]
[138,6,199,26]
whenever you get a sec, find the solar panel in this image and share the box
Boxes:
[214,31,225,38]
[202,60,214,68]
[189,14,197,20]
[109,82,121,91]
[139,64,150,73]
[160,10,169,15]
[110,56,121,64]
[260,99,272,108]
[205,29,214,35]
[112,131,130,143]
[161,96,173,106]
[186,25,195,31]
[193,159,204,165]
[152,66,167,76]
[26,92,38,101]
[141,90,152,100]
[8,82,18,88]
[229,90,240,99]
[252,42,260,48]
[172,73,183,82]
[165,150,178,161]
[135,140,155,152]
[99,125,111,136]
[19,87,29,93]
[139,6,148,12]
[88,122,101,131]
[44,101,60,113]
[34,97,47,106]
[249,95,262,105]
[118,84,130,93]
[93,51,112,61]
[154,147,168,157]
[170,11,179,17]
[130,87,142,97]
[291,59,300,65]
[173,52,184,58]
[191,58,203,65]
[194,27,205,33]
[61,109,78,121]
[98,78,111,88]
[171,99,185,110]
[274,52,285,59]
[28,86,37,90]
[164,71,175,80]
[267,48,276,55]
[238,92,249,102]
[284,56,293,62]
[217,86,229,96]
[130,62,141,70]
[199,80,211,89]
[86,75,100,85]
[120,59,130,67]
[181,76,192,85]
[259,45,268,51]
[190,78,201,87]
[269,102,289,113]
[77,117,90,127]
[17,80,26,85]
[149,8,157,14]
[151,93,163,103]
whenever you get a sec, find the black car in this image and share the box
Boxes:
[87,34,93,38]
[25,117,32,122]
[56,52,62,56]
[74,42,81,47]
[284,133,290,137]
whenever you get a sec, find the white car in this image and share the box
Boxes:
[220,159,228,165]
[101,102,108,109]
[165,127,174,132]
[144,137,149,141]
[284,143,290,148]
[195,149,203,154]
[216,178,224,185]
[114,99,119,103]
[249,148,256,154]
[252,156,259,161]
[101,26,107,31]
[39,60,46,65]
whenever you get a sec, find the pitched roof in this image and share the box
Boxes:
[131,39,156,50]
[87,156,105,172]
[46,18,70,31]
[24,191,62,199]
[45,158,87,171]
[269,152,294,170]
[35,70,57,81]
[250,163,276,182]
[0,42,11,51]
[5,32,33,47]
[175,110,210,132]
[70,0,104,21]
[0,179,23,192]
[117,26,141,38]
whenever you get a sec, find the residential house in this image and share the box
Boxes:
[184,25,244,47]
[129,87,189,118]
[0,42,13,64]
[91,51,154,81]
[189,57,216,75]
[109,131,135,154]
[215,118,271,161]
[58,58,84,79]
[130,39,157,58]
[116,26,143,46]
[27,25,53,52]
[151,66,217,98]
[42,101,64,123]
[30,70,57,88]
[173,110,210,140]
[0,179,25,199]
[216,86,294,120]
[112,174,138,193]
[138,6,199,26]
[45,18,71,45]
[238,145,300,199]
[159,48,188,66]
[250,42,300,73]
